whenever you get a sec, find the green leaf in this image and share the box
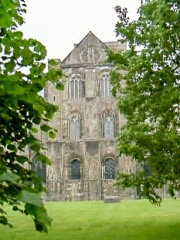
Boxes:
[56,82,64,90]
[40,124,52,132]
[48,131,56,139]
[32,127,38,133]
[2,0,12,9]
[0,172,19,183]
[13,31,23,39]
[7,144,16,151]
[33,102,45,113]
[30,142,41,152]
[11,0,20,5]
[38,154,51,165]
[46,69,63,81]
[32,116,41,125]
[3,81,25,95]
[18,156,28,164]
[48,59,59,66]
[19,191,43,206]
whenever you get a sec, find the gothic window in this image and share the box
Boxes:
[70,74,84,99]
[100,72,112,97]
[71,159,81,180]
[102,110,115,138]
[32,155,46,183]
[104,158,115,179]
[70,114,81,140]
[143,162,152,176]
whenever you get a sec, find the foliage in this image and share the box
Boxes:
[0,0,63,232]
[107,0,180,204]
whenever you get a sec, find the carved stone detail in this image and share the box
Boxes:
[80,47,102,63]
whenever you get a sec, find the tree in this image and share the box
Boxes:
[0,0,63,231]
[107,0,180,204]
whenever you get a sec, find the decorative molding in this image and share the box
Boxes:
[80,47,102,63]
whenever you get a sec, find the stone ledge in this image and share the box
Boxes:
[104,196,120,203]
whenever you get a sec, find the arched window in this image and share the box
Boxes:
[71,159,81,180]
[100,72,112,97]
[32,155,46,184]
[143,162,152,176]
[70,114,81,140]
[70,74,84,99]
[105,158,115,179]
[102,110,115,138]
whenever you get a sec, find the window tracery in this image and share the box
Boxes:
[80,47,102,63]
[102,110,115,138]
[100,72,112,97]
[105,158,115,179]
[69,113,81,140]
[69,74,84,99]
[102,158,116,179]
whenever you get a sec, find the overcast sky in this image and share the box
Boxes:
[22,0,141,60]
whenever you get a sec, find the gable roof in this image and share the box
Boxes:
[61,31,108,65]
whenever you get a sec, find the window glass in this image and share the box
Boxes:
[103,112,115,138]
[71,80,75,98]
[32,155,46,183]
[71,159,81,180]
[70,75,84,98]
[75,79,78,98]
[108,117,115,138]
[105,158,115,179]
[100,73,112,97]
[144,162,152,176]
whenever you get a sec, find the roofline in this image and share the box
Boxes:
[61,31,108,63]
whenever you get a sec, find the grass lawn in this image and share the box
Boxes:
[0,199,179,240]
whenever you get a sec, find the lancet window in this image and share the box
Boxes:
[32,154,46,183]
[102,110,115,138]
[100,72,112,97]
[70,74,84,98]
[69,113,81,139]
[71,159,81,180]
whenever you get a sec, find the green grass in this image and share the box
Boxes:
[0,199,180,240]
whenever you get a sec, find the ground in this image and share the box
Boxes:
[0,199,179,240]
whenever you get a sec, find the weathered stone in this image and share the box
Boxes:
[104,196,120,203]
[30,31,136,201]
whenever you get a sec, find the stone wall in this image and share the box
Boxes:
[33,32,137,201]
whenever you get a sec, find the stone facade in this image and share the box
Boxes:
[32,31,137,201]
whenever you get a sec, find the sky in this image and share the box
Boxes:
[22,0,141,60]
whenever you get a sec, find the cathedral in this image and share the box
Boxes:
[33,31,136,201]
